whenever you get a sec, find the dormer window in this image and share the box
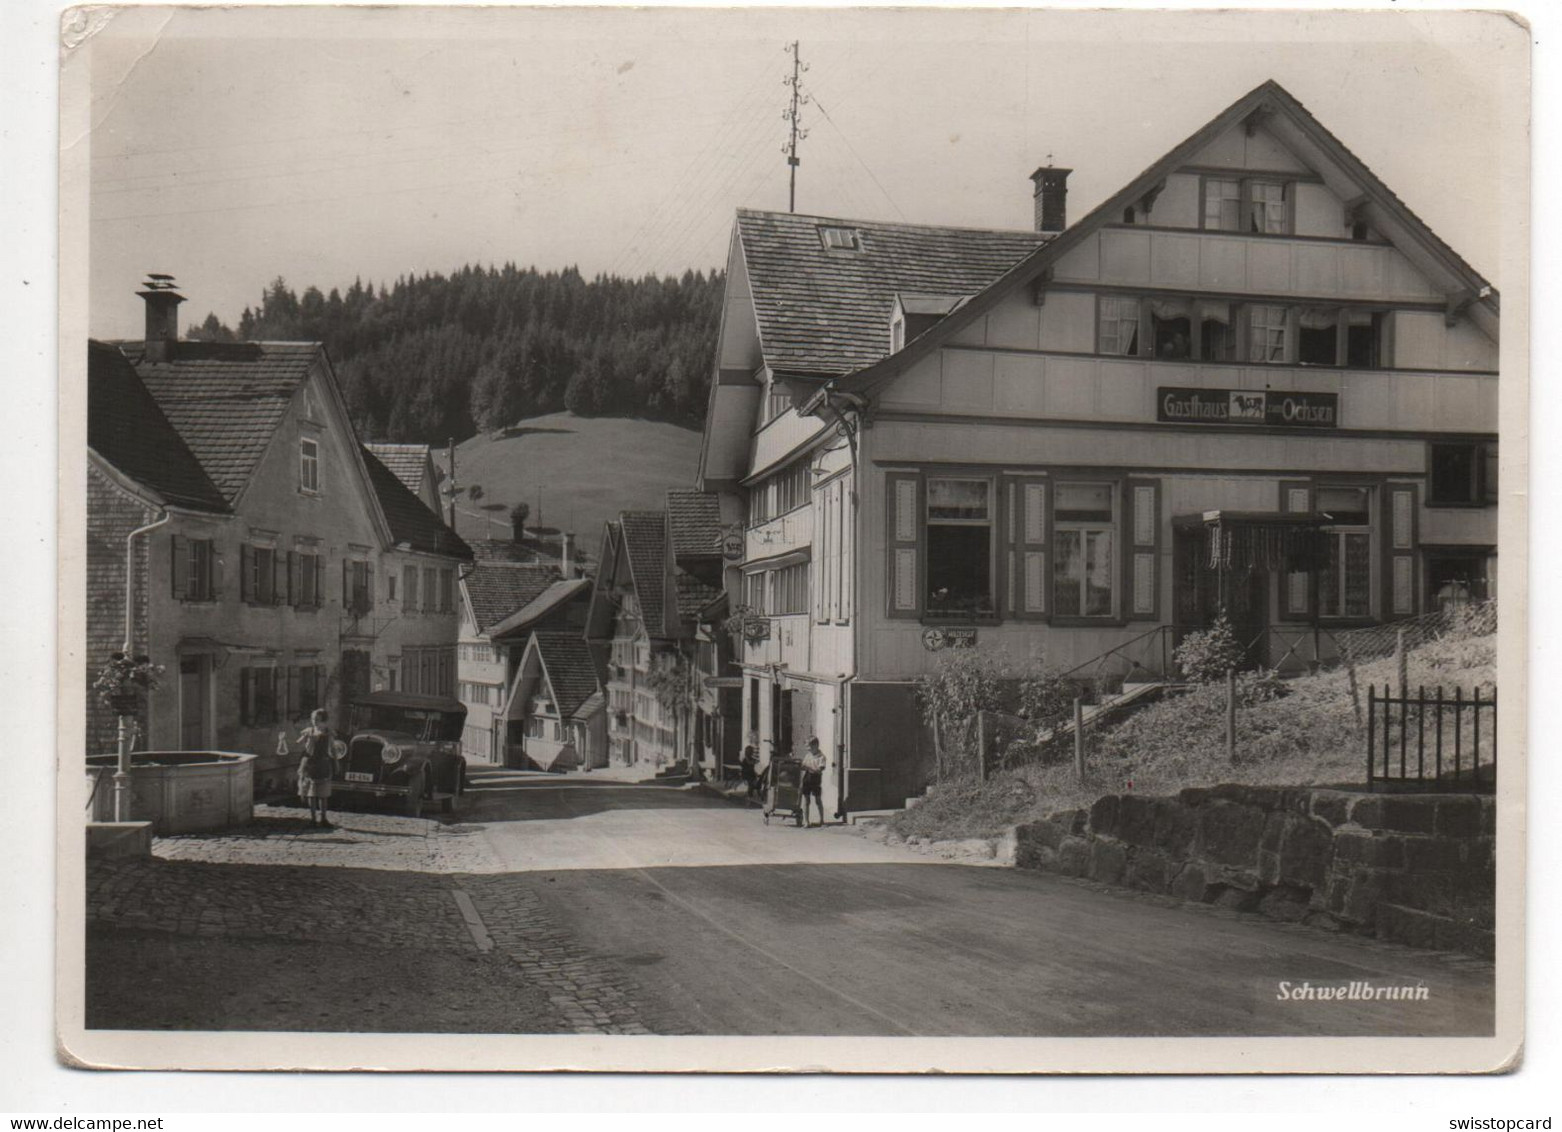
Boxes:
[818,226,861,252]
[891,316,906,353]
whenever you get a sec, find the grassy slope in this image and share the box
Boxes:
[890,627,1498,841]
[432,412,703,548]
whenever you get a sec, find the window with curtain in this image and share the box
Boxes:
[1345,309,1385,369]
[1052,483,1116,617]
[1098,296,1140,356]
[1198,301,1236,362]
[1247,181,1288,233]
[1298,307,1340,366]
[1247,304,1289,363]
[1317,486,1372,618]
[926,478,994,616]
[1150,298,1193,359]
[1203,178,1242,231]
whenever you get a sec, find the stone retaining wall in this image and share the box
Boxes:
[1014,785,1494,958]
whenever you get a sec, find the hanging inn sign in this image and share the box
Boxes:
[1157,387,1338,428]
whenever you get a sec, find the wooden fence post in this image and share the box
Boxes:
[1395,626,1409,695]
[1073,697,1086,783]
[1225,668,1238,764]
[976,711,988,782]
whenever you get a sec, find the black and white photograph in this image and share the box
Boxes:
[52,3,1527,1077]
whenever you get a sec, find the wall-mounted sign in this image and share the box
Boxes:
[1157,387,1338,429]
[921,626,978,651]
[721,525,745,562]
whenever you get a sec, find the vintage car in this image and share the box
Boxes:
[332,691,469,816]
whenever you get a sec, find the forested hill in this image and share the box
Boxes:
[187,265,724,444]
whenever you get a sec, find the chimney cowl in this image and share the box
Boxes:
[1029,166,1073,234]
[137,275,184,363]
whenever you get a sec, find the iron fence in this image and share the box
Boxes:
[1367,684,1496,792]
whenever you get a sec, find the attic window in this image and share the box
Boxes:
[818,226,861,252]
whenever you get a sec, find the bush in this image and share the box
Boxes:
[915,649,1013,780]
[1173,615,1244,683]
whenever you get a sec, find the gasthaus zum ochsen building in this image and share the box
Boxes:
[696,80,1499,817]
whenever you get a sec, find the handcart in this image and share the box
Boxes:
[762,756,805,826]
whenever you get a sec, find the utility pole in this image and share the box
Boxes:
[783,40,809,213]
[446,437,458,529]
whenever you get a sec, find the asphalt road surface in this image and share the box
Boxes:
[458,765,1495,1037]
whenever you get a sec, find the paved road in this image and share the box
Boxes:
[105,763,1494,1037]
[465,766,1494,1037]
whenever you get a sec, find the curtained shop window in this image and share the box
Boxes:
[1053,483,1117,618]
[1317,486,1373,618]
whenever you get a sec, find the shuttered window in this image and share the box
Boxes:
[240,545,282,605]
[885,473,922,619]
[288,550,323,609]
[1053,483,1117,618]
[170,536,217,602]
[403,564,419,613]
[1007,477,1048,619]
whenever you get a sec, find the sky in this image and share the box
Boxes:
[82,7,1523,339]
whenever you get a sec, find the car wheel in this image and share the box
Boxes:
[405,769,426,818]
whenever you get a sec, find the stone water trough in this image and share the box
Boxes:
[86,751,256,835]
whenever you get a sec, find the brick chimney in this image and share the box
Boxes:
[137,275,184,362]
[1029,165,1073,233]
[560,531,574,580]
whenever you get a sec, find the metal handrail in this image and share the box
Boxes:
[1057,624,1176,683]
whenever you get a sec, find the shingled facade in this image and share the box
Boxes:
[86,285,471,790]
[698,80,1500,814]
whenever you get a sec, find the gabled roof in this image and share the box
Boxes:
[459,561,554,633]
[530,631,601,721]
[365,442,433,497]
[665,488,723,562]
[619,511,669,636]
[489,577,592,641]
[569,689,605,724]
[674,572,726,621]
[468,538,546,564]
[816,79,1498,405]
[735,209,1050,378]
[125,341,321,504]
[361,447,474,560]
[87,340,229,514]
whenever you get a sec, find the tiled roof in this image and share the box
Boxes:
[88,341,228,513]
[469,538,546,564]
[674,572,725,621]
[568,689,605,724]
[361,446,474,560]
[666,488,724,562]
[618,511,668,636]
[488,577,592,641]
[532,631,601,721]
[127,341,320,503]
[461,562,556,632]
[736,209,1050,377]
[365,442,432,498]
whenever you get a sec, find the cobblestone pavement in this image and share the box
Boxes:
[87,854,666,1035]
[152,803,503,873]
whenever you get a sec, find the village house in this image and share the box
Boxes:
[365,442,442,514]
[697,80,1500,815]
[501,631,605,772]
[583,490,733,771]
[456,537,584,765]
[86,280,472,793]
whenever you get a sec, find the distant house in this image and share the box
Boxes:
[86,279,471,792]
[365,442,441,514]
[583,490,735,771]
[455,544,559,763]
[504,631,606,772]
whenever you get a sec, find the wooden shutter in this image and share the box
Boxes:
[287,551,300,607]
[170,534,188,599]
[239,667,252,726]
[365,562,376,612]
[1125,478,1161,620]
[209,544,223,600]
[885,472,922,619]
[239,544,253,603]
[1008,477,1048,620]
[272,551,288,605]
[312,556,324,609]
[1279,479,1313,620]
[342,559,352,611]
[288,666,301,722]
[1384,482,1419,618]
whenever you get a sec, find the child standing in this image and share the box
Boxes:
[297,708,337,827]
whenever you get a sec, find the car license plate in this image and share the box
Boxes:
[344,772,374,783]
